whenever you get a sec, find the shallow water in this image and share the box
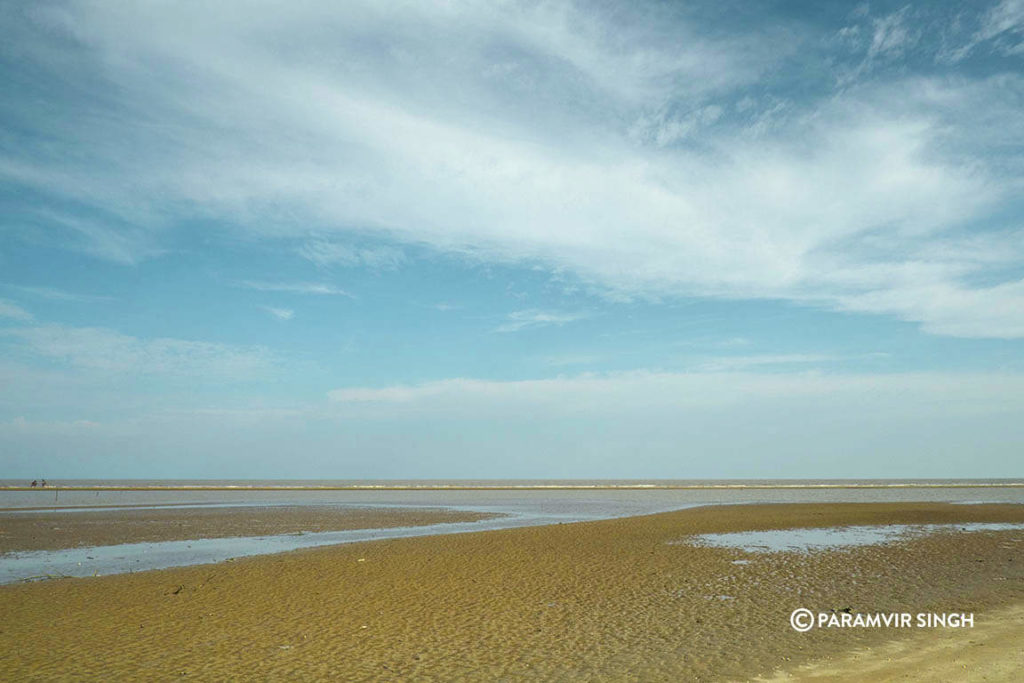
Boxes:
[686,522,1024,553]
[0,501,704,584]
[2,480,1022,584]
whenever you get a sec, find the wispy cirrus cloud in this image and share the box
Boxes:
[3,324,272,378]
[261,305,294,321]
[495,309,589,333]
[1,1,1022,337]
[297,240,406,270]
[947,0,1024,61]
[18,208,164,266]
[236,281,352,297]
[0,299,32,320]
[7,285,111,303]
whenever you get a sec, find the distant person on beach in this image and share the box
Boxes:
[40,479,47,487]
[30,480,37,487]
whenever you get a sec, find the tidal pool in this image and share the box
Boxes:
[683,522,1024,553]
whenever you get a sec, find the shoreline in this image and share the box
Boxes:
[3,482,1023,492]
[3,502,1022,680]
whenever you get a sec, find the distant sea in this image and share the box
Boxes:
[1,479,1022,510]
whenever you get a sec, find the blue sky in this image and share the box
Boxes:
[1,0,1022,478]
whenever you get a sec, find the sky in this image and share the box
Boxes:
[1,0,1022,479]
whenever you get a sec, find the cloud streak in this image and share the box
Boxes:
[326,370,1024,422]
[0,299,32,320]
[236,281,352,297]
[495,309,589,333]
[6,285,111,303]
[261,306,294,321]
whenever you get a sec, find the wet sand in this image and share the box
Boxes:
[1,502,1022,681]
[0,506,493,554]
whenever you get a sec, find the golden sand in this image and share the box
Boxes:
[757,602,1024,681]
[0,506,493,554]
[1,503,1022,681]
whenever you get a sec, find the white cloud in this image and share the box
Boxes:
[237,281,352,296]
[0,299,33,320]
[836,277,1024,339]
[4,324,272,377]
[1,2,1022,337]
[261,305,294,320]
[495,309,589,333]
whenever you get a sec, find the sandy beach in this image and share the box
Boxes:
[2,502,1022,681]
[757,602,1024,681]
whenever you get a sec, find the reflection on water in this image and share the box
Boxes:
[685,522,1024,553]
